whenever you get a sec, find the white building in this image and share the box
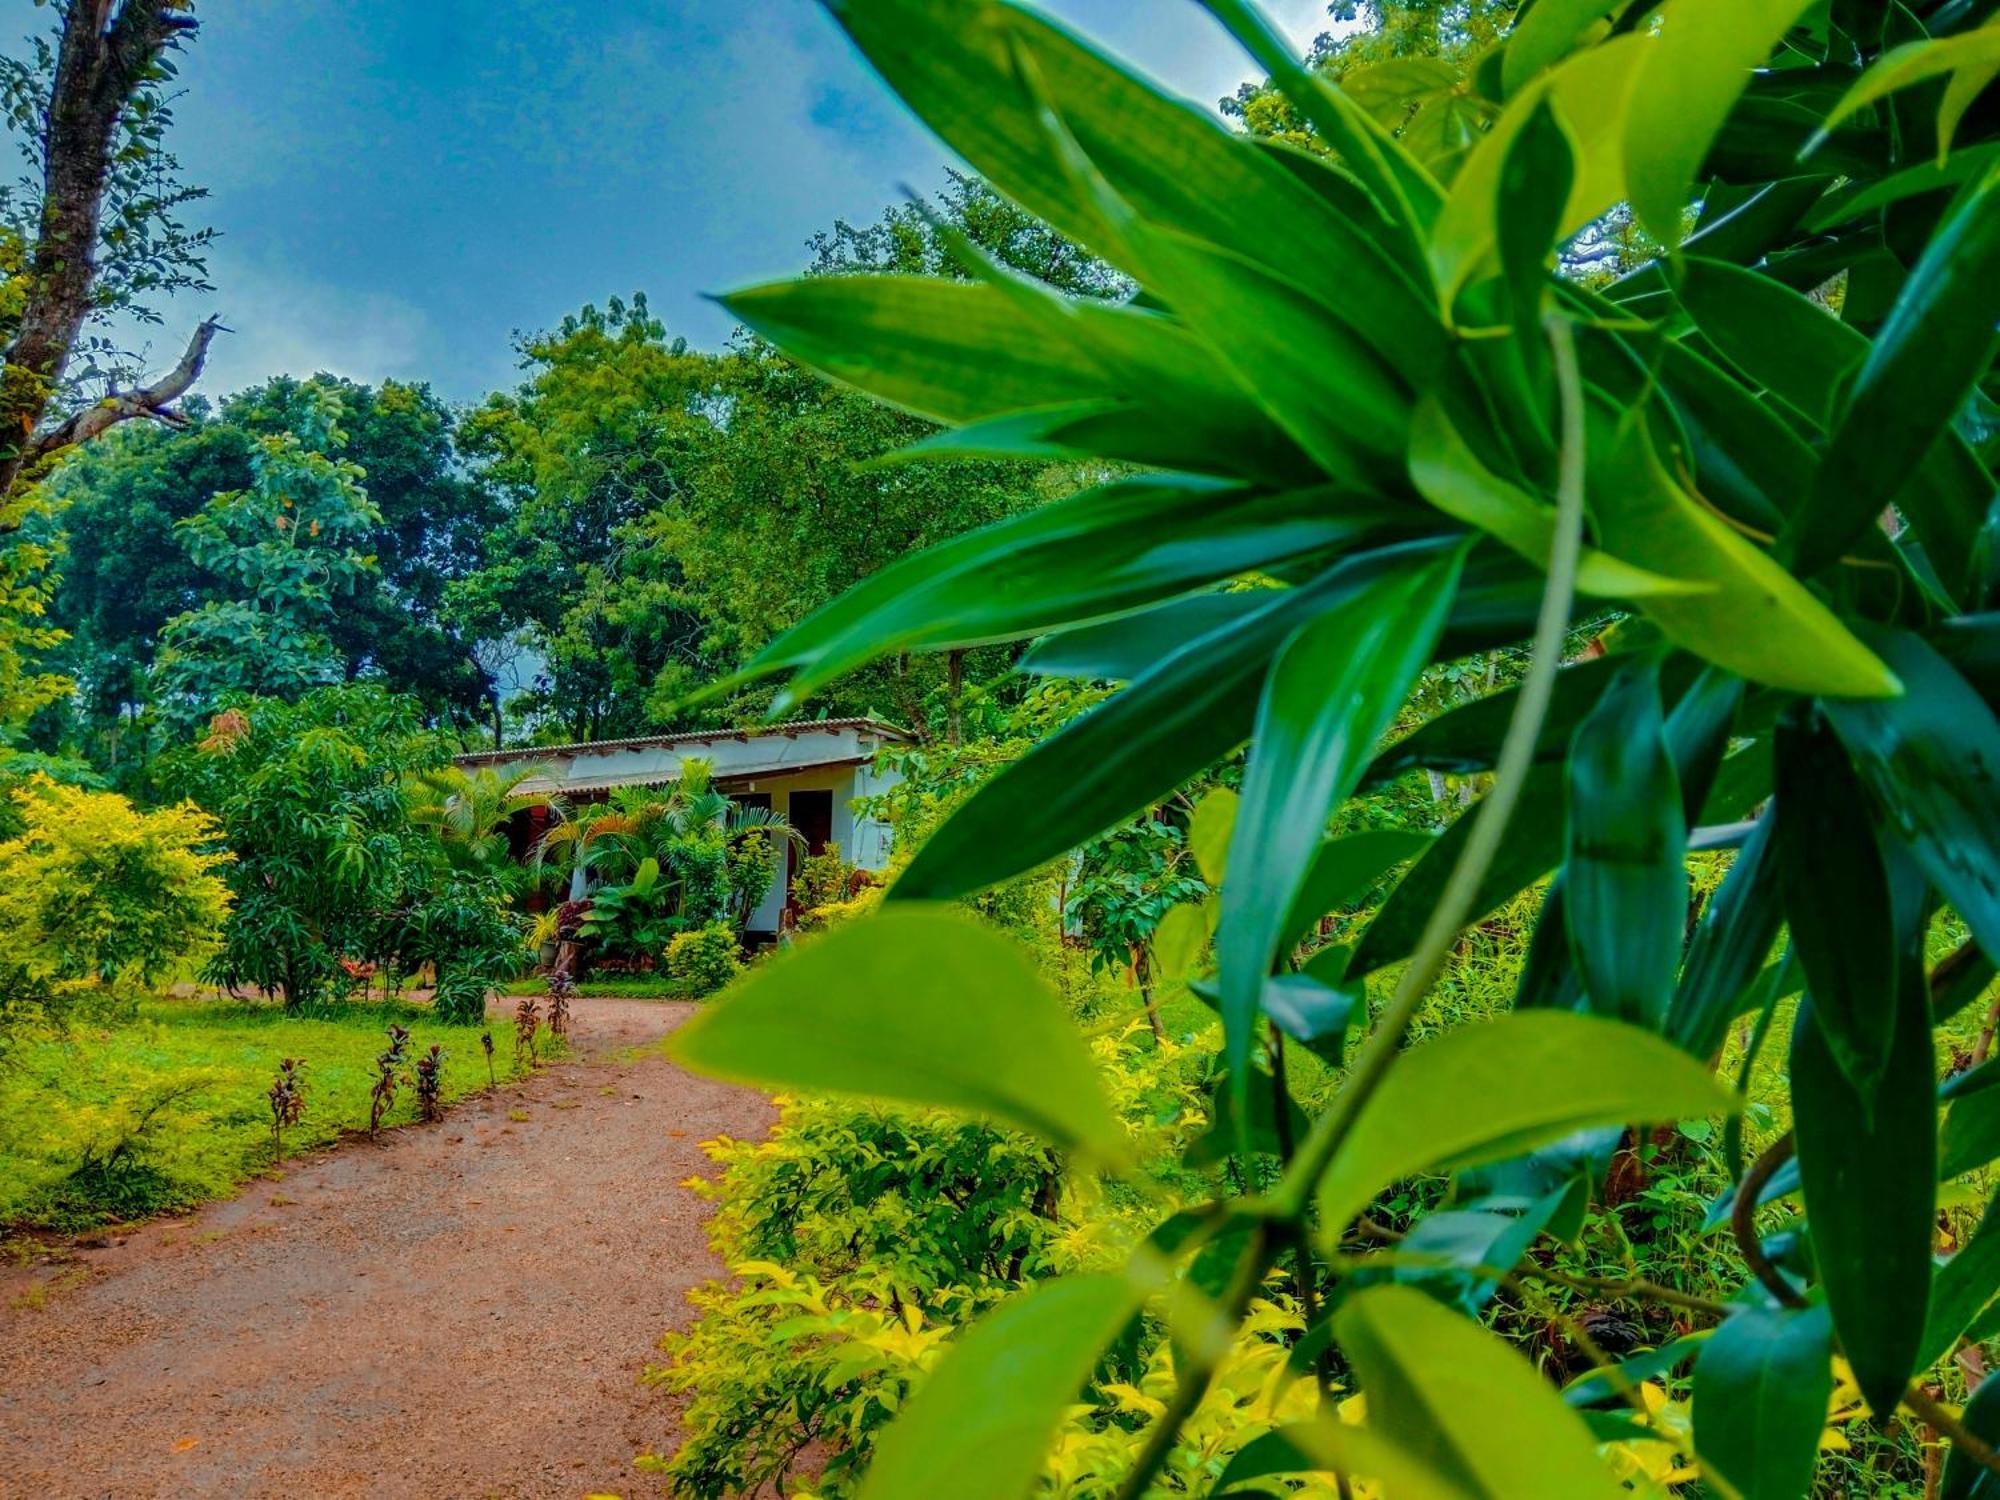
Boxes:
[455,718,910,937]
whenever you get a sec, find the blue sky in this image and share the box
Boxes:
[112,1,1330,404]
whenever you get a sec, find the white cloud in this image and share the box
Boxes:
[126,250,448,399]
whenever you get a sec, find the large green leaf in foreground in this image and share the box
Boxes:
[858,1273,1143,1500]
[668,906,1127,1161]
[1336,1285,1628,1497]
[1316,1012,1733,1239]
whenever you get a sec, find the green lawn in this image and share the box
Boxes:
[509,972,698,999]
[0,996,548,1231]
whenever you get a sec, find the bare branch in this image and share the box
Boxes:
[30,314,225,456]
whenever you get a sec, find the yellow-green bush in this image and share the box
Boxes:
[0,776,232,987]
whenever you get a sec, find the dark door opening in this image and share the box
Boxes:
[786,789,835,908]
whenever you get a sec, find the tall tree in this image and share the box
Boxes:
[148,383,378,727]
[33,374,499,767]
[0,0,217,493]
[0,0,216,727]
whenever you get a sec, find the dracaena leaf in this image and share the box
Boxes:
[1316,1012,1733,1239]
[1791,966,1937,1419]
[1784,160,2000,579]
[857,1272,1143,1500]
[1334,1285,1632,1497]
[668,905,1128,1161]
[1622,0,1821,243]
[1692,1304,1835,1500]
[1563,656,1686,1032]
[1774,708,1898,1099]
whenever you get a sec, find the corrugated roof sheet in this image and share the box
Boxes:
[453,717,913,768]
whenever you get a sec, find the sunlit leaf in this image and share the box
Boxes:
[1334,1285,1629,1497]
[857,1272,1142,1500]
[1317,1012,1733,1238]
[1564,656,1686,1031]
[1623,0,1820,242]
[1219,544,1463,1120]
[669,905,1128,1160]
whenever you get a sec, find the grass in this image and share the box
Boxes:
[0,995,557,1231]
[508,972,697,1000]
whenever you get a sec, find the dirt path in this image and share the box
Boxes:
[0,997,772,1500]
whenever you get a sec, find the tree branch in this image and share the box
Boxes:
[29,313,224,457]
[0,0,201,497]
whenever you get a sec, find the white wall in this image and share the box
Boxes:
[737,758,903,933]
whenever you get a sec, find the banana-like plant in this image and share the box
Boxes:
[668,1,2000,1494]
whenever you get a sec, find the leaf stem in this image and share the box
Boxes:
[1907,1384,2000,1480]
[1730,1131,1804,1309]
[1269,313,1589,1223]
[1111,1223,1273,1500]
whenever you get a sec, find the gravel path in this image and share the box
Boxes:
[0,996,771,1499]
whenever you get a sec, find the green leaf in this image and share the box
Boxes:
[1656,339,1815,532]
[894,543,1462,903]
[857,1272,1141,1500]
[1623,0,1821,242]
[747,475,1390,706]
[1352,762,1567,976]
[1125,222,1414,490]
[1562,1334,1708,1406]
[1804,143,2000,230]
[823,0,1434,362]
[1774,709,1898,1100]
[1195,0,1445,237]
[1375,1181,1583,1315]
[1785,160,2000,578]
[1791,965,1937,1418]
[1585,410,1900,699]
[1675,256,1992,581]
[1150,900,1212,983]
[1692,1303,1834,1500]
[1822,629,2000,966]
[1187,787,1237,888]
[1213,1427,1317,1493]
[1019,593,1264,681]
[1219,546,1465,1114]
[1262,972,1358,1061]
[1317,1011,1733,1238]
[1670,815,1783,1058]
[1407,397,1705,598]
[1944,1089,2000,1181]
[719,275,1308,483]
[1564,658,1687,1030]
[1810,23,2000,152]
[1921,1193,2000,1369]
[1501,0,1630,96]
[1366,652,1704,784]
[1431,36,1649,306]
[1334,1284,1629,1497]
[1282,829,1435,948]
[1675,255,1862,429]
[1941,1370,2000,1500]
[668,905,1127,1160]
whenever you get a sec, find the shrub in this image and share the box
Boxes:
[791,847,856,929]
[392,867,523,1023]
[0,776,232,988]
[664,922,742,997]
[161,687,435,1009]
